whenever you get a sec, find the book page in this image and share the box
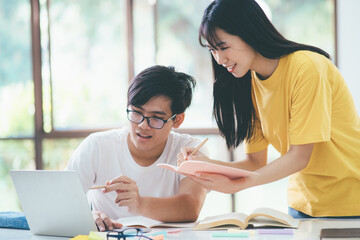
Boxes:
[116,216,197,228]
[247,208,300,228]
[193,212,249,230]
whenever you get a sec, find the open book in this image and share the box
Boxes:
[157,160,257,179]
[116,215,197,229]
[193,208,301,230]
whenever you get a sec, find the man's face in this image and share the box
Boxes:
[127,95,182,155]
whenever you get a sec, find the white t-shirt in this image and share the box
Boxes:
[66,127,207,220]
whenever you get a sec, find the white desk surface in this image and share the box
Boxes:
[1,219,360,240]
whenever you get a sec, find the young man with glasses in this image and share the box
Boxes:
[66,65,208,231]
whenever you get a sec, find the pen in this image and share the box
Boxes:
[188,138,208,158]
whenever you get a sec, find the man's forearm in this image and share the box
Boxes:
[136,193,204,222]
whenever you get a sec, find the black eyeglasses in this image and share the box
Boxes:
[126,109,176,129]
[106,228,152,240]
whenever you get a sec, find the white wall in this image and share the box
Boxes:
[337,0,360,113]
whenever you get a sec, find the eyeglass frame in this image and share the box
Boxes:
[106,227,152,240]
[126,109,177,129]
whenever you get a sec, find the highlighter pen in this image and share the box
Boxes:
[212,232,249,238]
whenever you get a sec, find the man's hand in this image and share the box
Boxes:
[104,176,143,215]
[92,211,122,232]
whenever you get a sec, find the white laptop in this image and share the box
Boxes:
[10,170,98,237]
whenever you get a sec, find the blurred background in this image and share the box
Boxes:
[1,0,358,219]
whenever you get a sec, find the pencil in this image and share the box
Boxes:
[90,185,107,190]
[188,138,208,158]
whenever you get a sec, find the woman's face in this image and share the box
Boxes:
[207,28,258,78]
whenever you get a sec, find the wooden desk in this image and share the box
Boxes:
[1,219,359,240]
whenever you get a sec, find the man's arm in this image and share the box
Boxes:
[104,176,207,222]
[137,177,207,222]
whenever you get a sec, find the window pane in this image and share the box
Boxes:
[156,0,215,128]
[0,0,34,138]
[265,0,335,57]
[44,0,128,130]
[133,0,156,73]
[0,140,35,211]
[43,138,84,170]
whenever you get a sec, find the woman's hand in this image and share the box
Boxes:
[177,146,211,166]
[184,172,252,194]
[92,211,123,232]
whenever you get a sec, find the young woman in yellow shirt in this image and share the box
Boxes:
[179,0,360,218]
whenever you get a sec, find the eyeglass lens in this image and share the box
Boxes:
[128,111,165,129]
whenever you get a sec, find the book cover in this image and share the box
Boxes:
[157,160,258,179]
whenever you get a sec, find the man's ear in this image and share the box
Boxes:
[172,112,185,129]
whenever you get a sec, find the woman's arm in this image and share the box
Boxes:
[182,143,313,194]
[248,143,313,187]
[178,146,268,171]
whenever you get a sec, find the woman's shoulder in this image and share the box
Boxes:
[284,50,332,74]
[287,50,329,66]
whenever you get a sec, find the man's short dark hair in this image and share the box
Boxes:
[127,65,196,114]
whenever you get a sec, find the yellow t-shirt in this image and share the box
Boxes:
[244,50,360,217]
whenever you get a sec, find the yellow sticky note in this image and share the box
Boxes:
[70,235,89,240]
[88,231,107,240]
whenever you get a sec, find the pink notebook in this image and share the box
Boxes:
[157,160,258,179]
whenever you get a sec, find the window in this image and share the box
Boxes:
[42,0,128,130]
[0,0,34,212]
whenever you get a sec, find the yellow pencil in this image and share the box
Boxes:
[188,138,208,158]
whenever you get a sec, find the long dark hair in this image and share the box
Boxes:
[199,0,330,149]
